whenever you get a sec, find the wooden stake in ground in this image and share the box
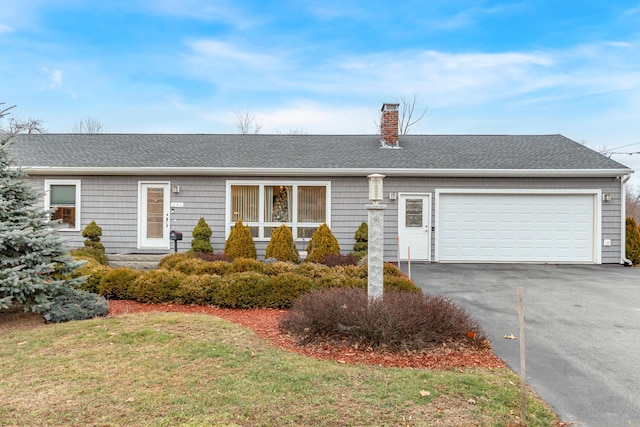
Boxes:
[518,287,526,422]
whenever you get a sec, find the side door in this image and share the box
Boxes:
[398,193,431,261]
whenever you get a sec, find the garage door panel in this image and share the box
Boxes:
[438,193,596,263]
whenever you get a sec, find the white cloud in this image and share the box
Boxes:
[41,67,63,89]
[0,22,13,32]
[146,0,260,28]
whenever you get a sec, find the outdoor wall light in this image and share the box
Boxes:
[603,193,611,202]
[368,174,385,204]
[171,185,180,194]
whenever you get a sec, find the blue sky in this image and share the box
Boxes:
[1,1,640,184]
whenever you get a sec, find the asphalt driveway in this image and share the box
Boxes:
[407,263,640,427]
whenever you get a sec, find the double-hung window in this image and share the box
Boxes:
[44,180,81,231]
[227,181,330,240]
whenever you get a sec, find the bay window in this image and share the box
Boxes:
[227,181,330,240]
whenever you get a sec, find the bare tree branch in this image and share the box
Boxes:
[1,103,46,134]
[399,90,428,135]
[234,109,262,134]
[72,117,105,133]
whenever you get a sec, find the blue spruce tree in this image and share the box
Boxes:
[1,133,85,313]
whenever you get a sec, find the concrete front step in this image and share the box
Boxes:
[107,253,168,270]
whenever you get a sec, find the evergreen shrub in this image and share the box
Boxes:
[43,287,108,323]
[224,219,257,260]
[322,253,359,267]
[305,223,340,263]
[130,270,185,304]
[228,257,264,274]
[263,261,297,276]
[626,217,640,265]
[265,224,300,263]
[265,273,313,307]
[294,262,330,280]
[174,274,224,305]
[82,221,105,252]
[353,221,368,258]
[193,260,230,276]
[158,252,194,270]
[216,272,270,308]
[191,217,213,253]
[70,247,109,266]
[98,268,143,300]
[72,259,111,294]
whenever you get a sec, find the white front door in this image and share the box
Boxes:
[398,193,431,261]
[138,182,170,249]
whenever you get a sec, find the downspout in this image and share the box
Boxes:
[621,174,633,266]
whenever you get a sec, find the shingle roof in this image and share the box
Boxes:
[9,133,631,176]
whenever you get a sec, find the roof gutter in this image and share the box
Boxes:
[16,166,634,178]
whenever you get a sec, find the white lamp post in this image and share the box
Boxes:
[366,174,386,300]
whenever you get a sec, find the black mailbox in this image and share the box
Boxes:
[170,231,183,241]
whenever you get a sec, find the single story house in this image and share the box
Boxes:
[10,103,634,264]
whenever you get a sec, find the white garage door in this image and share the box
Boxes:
[437,192,597,263]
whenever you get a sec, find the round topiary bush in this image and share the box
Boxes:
[353,221,368,256]
[305,223,340,264]
[82,220,105,252]
[98,268,143,300]
[265,224,300,263]
[191,217,213,253]
[224,219,257,260]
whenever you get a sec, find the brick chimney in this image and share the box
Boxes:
[380,103,400,147]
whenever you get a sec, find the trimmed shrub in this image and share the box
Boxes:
[158,252,194,270]
[99,268,143,300]
[43,287,108,323]
[215,272,271,308]
[194,260,231,276]
[174,274,224,305]
[315,270,367,290]
[305,223,340,263]
[384,275,421,293]
[82,220,103,242]
[626,217,640,265]
[265,273,314,307]
[70,247,109,266]
[224,219,257,260]
[265,224,300,263]
[383,262,404,278]
[353,221,368,255]
[191,217,213,253]
[294,262,330,280]
[82,221,105,253]
[228,257,264,274]
[173,258,207,275]
[73,259,111,294]
[130,270,185,304]
[263,261,297,276]
[281,288,487,352]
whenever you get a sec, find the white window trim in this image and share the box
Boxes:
[225,180,331,241]
[44,179,82,232]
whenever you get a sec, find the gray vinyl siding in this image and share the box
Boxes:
[25,174,624,264]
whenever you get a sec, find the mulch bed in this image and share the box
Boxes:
[108,300,505,370]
